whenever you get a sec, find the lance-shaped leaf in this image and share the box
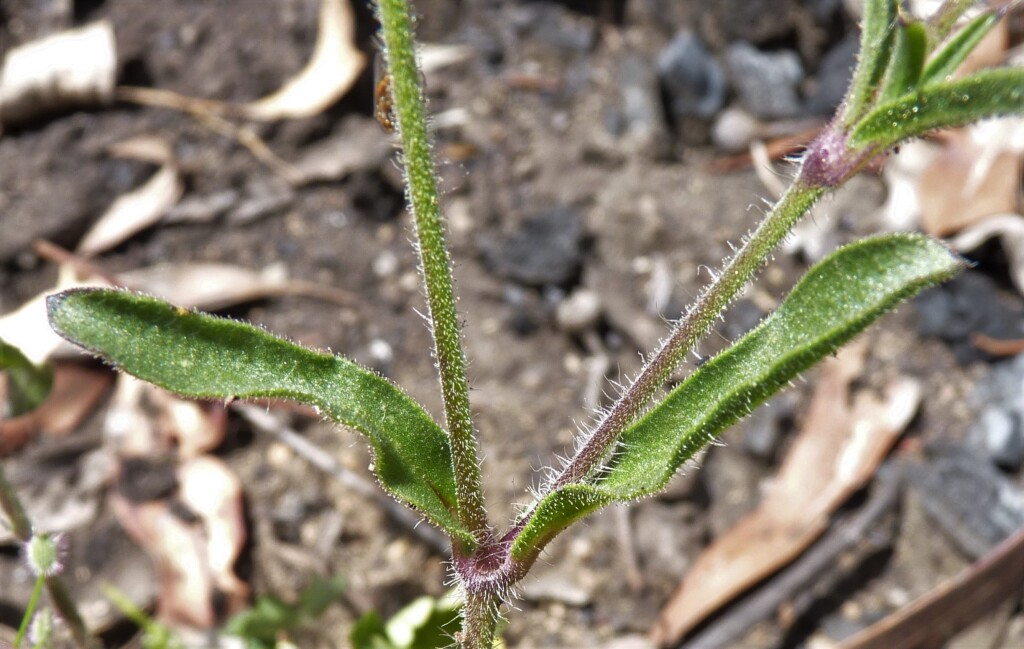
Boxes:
[0,337,54,416]
[511,234,962,563]
[920,10,1001,86]
[46,288,473,547]
[848,67,1024,151]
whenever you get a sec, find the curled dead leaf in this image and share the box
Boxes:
[243,0,365,120]
[112,455,247,628]
[0,21,116,126]
[76,136,184,256]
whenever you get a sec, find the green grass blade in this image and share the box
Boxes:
[512,234,962,564]
[47,288,472,546]
[0,338,54,416]
[849,67,1024,151]
[921,11,1001,85]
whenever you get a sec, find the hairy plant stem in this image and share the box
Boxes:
[0,465,98,649]
[374,0,489,547]
[459,590,500,649]
[550,179,826,491]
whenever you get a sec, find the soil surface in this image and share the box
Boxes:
[2,1,1023,648]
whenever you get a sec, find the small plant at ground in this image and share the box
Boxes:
[42,0,1024,647]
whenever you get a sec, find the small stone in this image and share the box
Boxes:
[712,106,760,152]
[914,272,1024,363]
[372,250,399,278]
[908,448,1024,559]
[617,54,671,158]
[977,407,1024,472]
[657,31,727,120]
[556,289,601,334]
[368,339,394,367]
[482,207,585,287]
[726,43,805,120]
[520,571,593,607]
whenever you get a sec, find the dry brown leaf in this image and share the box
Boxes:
[113,455,247,628]
[243,0,364,120]
[0,364,113,456]
[918,129,1021,237]
[76,136,184,256]
[648,341,922,647]
[0,21,116,126]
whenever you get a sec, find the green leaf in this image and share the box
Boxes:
[46,289,473,547]
[843,0,898,126]
[351,593,462,649]
[921,11,1001,86]
[849,67,1024,151]
[512,234,963,564]
[0,338,54,416]
[879,21,928,103]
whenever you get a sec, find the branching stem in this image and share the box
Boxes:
[550,179,826,491]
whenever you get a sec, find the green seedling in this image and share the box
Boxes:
[43,0,1024,646]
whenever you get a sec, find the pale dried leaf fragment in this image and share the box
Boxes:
[119,261,354,308]
[918,127,1022,237]
[0,21,116,126]
[0,266,112,364]
[649,341,922,647]
[950,213,1024,295]
[243,0,365,120]
[76,136,184,256]
[112,456,247,628]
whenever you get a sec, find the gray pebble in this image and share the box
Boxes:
[726,43,804,120]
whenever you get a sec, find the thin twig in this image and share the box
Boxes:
[114,86,302,184]
[233,404,450,556]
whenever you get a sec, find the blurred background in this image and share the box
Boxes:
[1,0,1022,647]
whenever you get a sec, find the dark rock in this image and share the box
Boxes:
[908,447,1024,560]
[805,34,860,116]
[271,491,307,543]
[482,207,585,288]
[618,53,672,158]
[808,0,845,22]
[511,4,596,52]
[657,31,726,120]
[914,271,1024,363]
[969,354,1024,472]
[742,392,797,461]
[722,297,764,340]
[726,42,804,120]
[117,456,179,503]
[702,0,800,45]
